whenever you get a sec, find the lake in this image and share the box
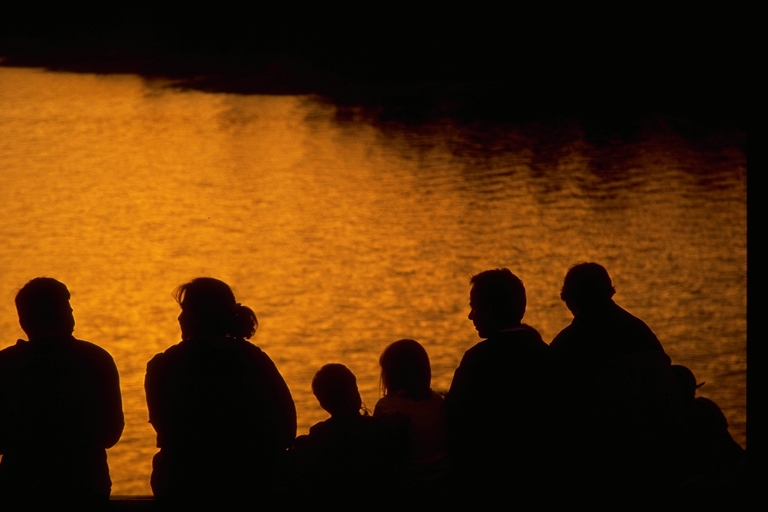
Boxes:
[0,66,746,494]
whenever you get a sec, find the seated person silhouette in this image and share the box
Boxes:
[550,262,688,494]
[672,365,744,486]
[145,278,296,504]
[446,269,552,497]
[374,339,452,493]
[551,262,669,369]
[0,278,124,501]
[291,364,398,500]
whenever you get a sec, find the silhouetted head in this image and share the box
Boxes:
[468,269,526,338]
[174,277,257,340]
[379,339,431,400]
[15,277,75,340]
[672,364,703,404]
[312,363,363,417]
[560,262,616,314]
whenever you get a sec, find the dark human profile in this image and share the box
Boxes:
[550,262,689,494]
[0,277,124,502]
[290,364,397,500]
[446,269,552,497]
[144,278,296,504]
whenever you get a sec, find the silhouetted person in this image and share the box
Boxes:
[291,364,398,501]
[551,262,669,369]
[0,278,124,503]
[446,269,552,498]
[672,365,744,490]
[550,263,688,495]
[374,339,452,498]
[145,278,296,505]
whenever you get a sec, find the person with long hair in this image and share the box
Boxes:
[374,339,452,494]
[145,278,296,504]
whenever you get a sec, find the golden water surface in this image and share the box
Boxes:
[0,67,746,494]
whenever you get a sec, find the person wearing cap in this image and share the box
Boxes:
[672,365,744,482]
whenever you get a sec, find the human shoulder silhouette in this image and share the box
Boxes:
[550,263,689,495]
[446,269,551,498]
[145,278,296,504]
[550,262,667,368]
[291,364,398,501]
[672,364,745,483]
[0,277,124,501]
[373,339,452,494]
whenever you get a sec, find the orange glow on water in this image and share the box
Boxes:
[0,67,746,493]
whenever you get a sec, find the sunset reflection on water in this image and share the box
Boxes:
[0,67,746,494]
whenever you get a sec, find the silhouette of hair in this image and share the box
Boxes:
[560,262,616,307]
[379,339,431,400]
[470,268,527,324]
[174,277,257,339]
[15,277,72,332]
[312,364,363,417]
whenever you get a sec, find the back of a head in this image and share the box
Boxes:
[671,364,699,403]
[560,262,615,311]
[15,277,73,336]
[379,339,431,399]
[312,363,362,417]
[470,268,527,325]
[174,277,257,339]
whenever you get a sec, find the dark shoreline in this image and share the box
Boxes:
[0,7,747,130]
[0,55,746,137]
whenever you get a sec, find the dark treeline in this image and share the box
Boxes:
[0,6,747,127]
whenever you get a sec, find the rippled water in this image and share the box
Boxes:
[0,67,746,494]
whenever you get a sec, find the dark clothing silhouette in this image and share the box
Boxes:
[550,300,668,370]
[550,300,688,494]
[683,397,745,481]
[0,336,124,498]
[374,390,452,484]
[446,325,552,494]
[290,413,399,500]
[145,336,296,501]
